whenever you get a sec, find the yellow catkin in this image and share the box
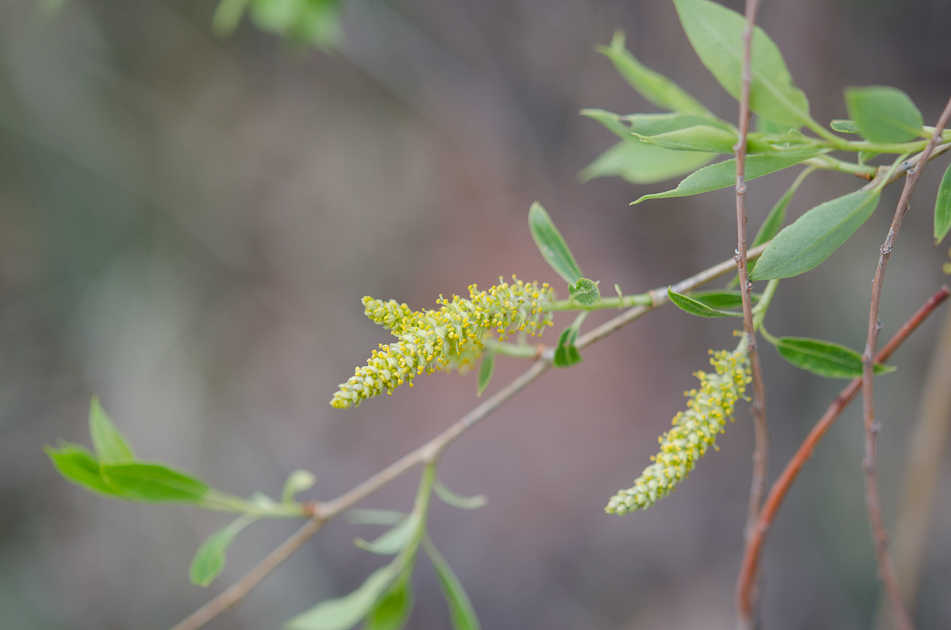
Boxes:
[331,278,554,409]
[605,337,752,514]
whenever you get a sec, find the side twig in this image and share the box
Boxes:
[734,3,768,628]
[170,244,767,630]
[736,286,951,618]
[861,97,951,630]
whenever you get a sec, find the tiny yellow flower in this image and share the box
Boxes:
[331,278,554,409]
[605,337,752,514]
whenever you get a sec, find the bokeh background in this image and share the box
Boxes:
[3,1,951,628]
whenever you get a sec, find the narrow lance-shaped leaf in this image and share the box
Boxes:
[425,539,481,630]
[686,291,759,311]
[581,140,714,185]
[528,202,583,285]
[668,288,743,318]
[774,337,895,379]
[286,563,401,630]
[934,162,951,244]
[355,513,422,555]
[100,462,209,502]
[633,125,738,154]
[632,148,821,204]
[830,119,860,134]
[597,31,710,116]
[845,86,924,143]
[189,515,257,587]
[476,353,494,396]
[45,444,119,496]
[88,397,135,464]
[434,480,487,510]
[751,187,881,280]
[673,0,812,128]
[365,571,414,630]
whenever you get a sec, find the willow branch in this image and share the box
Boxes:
[736,286,950,619]
[170,243,767,630]
[861,97,951,630]
[734,3,767,628]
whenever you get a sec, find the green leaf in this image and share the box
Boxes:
[552,325,582,368]
[934,162,951,244]
[830,119,860,134]
[282,469,317,503]
[774,337,895,379]
[365,572,413,630]
[189,515,256,587]
[348,510,407,527]
[751,188,881,280]
[88,397,135,464]
[597,31,710,116]
[634,125,738,154]
[355,514,421,555]
[752,171,810,249]
[434,480,487,510]
[632,149,821,204]
[845,86,924,143]
[100,462,209,502]
[673,0,812,128]
[580,140,714,185]
[687,290,759,311]
[476,353,494,397]
[213,0,251,35]
[667,288,743,318]
[45,444,119,496]
[425,540,481,630]
[579,109,634,139]
[569,278,600,306]
[286,563,400,630]
[626,112,733,135]
[528,202,583,285]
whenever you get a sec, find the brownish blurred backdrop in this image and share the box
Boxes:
[2,1,951,628]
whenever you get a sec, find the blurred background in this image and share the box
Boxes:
[3,0,951,628]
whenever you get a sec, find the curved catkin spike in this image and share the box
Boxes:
[331,278,555,409]
[605,336,752,514]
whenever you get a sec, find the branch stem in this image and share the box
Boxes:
[735,286,950,621]
[859,97,951,630]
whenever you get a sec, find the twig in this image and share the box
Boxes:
[170,244,767,630]
[734,3,767,628]
[735,286,951,619]
[860,97,951,630]
[876,307,951,628]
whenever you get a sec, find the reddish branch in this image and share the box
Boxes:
[860,97,951,630]
[733,2,768,627]
[736,286,951,618]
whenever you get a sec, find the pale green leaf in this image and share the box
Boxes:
[434,480,487,510]
[365,572,413,630]
[348,510,407,527]
[282,470,317,503]
[774,337,895,379]
[286,563,400,630]
[354,514,421,555]
[845,86,924,143]
[634,125,737,154]
[581,140,714,185]
[597,31,710,115]
[934,162,951,244]
[751,188,881,280]
[668,288,743,318]
[89,397,135,464]
[528,202,583,285]
[631,149,821,204]
[476,353,494,397]
[673,0,811,127]
[189,515,256,587]
[830,119,860,134]
[425,540,481,630]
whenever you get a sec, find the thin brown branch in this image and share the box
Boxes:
[734,3,767,628]
[170,244,767,630]
[735,286,951,619]
[861,97,951,630]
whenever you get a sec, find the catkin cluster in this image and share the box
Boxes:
[331,277,554,409]
[605,337,751,514]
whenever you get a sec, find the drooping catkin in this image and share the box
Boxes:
[605,336,751,514]
[331,277,554,409]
